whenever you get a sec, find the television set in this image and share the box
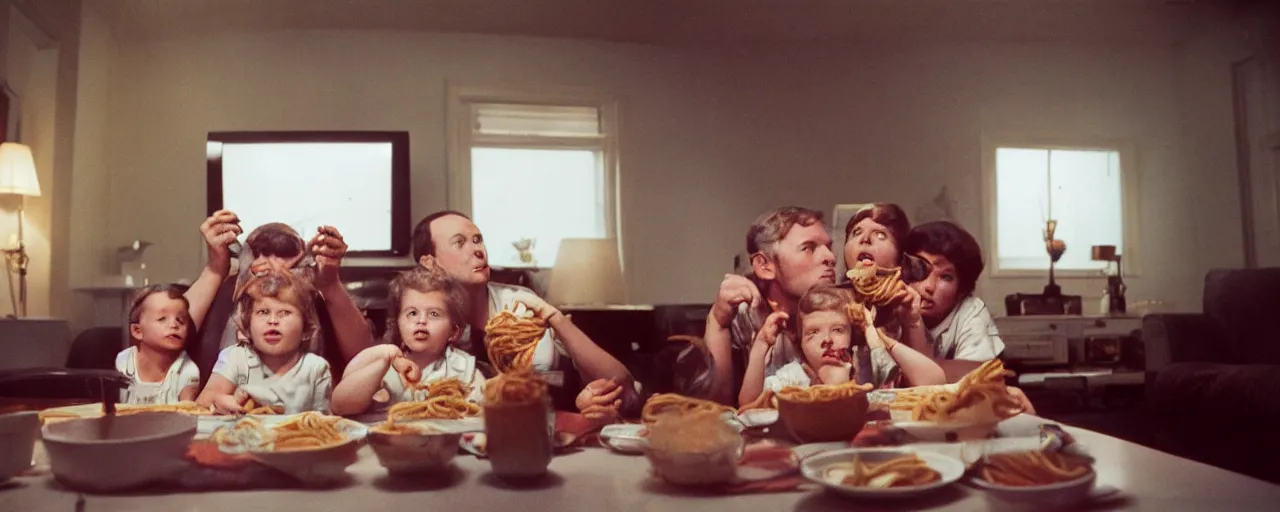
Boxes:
[206,131,411,257]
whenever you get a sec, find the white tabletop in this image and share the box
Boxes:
[3,417,1279,511]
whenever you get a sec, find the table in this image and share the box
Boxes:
[4,416,1280,511]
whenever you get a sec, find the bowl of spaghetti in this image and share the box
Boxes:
[369,421,462,475]
[775,380,873,443]
[884,360,1024,441]
[970,449,1097,507]
[644,409,743,486]
[210,412,362,485]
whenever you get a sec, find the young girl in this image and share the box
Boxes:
[738,286,945,406]
[197,272,332,414]
[331,267,484,416]
[116,285,201,404]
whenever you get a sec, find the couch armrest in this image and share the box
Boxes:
[1143,313,1228,371]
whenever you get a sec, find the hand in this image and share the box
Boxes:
[575,378,623,419]
[510,290,561,322]
[1006,386,1037,416]
[391,356,420,383]
[212,392,247,415]
[711,274,761,328]
[862,303,878,328]
[200,210,242,276]
[817,364,852,385]
[308,225,348,288]
[752,310,789,351]
[380,344,405,362]
[892,286,923,328]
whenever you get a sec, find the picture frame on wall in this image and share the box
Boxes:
[831,203,872,277]
[0,82,15,142]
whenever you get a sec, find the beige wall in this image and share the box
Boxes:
[98,31,1228,312]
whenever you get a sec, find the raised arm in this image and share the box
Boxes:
[186,210,240,329]
[738,311,787,406]
[309,226,375,362]
[707,274,761,405]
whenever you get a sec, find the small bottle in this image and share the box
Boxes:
[1100,289,1110,315]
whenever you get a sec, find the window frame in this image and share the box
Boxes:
[446,85,621,269]
[981,131,1141,278]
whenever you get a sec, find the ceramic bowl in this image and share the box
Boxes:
[645,437,743,486]
[368,422,463,475]
[970,467,1097,509]
[42,411,196,492]
[0,411,39,481]
[248,418,364,486]
[777,391,869,443]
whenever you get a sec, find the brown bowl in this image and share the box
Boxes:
[776,391,870,443]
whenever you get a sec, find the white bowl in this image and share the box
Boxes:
[737,409,779,428]
[800,447,965,499]
[600,424,647,454]
[42,412,196,492]
[238,417,365,486]
[970,469,1097,508]
[646,439,743,487]
[889,420,1000,443]
[0,411,39,481]
[368,422,462,475]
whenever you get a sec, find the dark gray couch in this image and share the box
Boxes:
[1144,267,1280,483]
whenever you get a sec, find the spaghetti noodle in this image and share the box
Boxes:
[484,304,548,374]
[776,379,874,403]
[211,412,348,452]
[846,260,905,307]
[890,360,1023,422]
[384,377,481,421]
[483,368,548,407]
[242,398,283,415]
[641,393,734,425]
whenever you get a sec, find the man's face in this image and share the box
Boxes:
[758,221,836,299]
[420,214,489,286]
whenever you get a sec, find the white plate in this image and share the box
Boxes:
[599,424,647,454]
[209,414,370,445]
[800,447,965,499]
[737,409,779,428]
[888,420,999,443]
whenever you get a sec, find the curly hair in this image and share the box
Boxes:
[384,266,468,347]
[234,271,319,346]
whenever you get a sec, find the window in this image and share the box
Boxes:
[984,136,1138,276]
[448,89,618,268]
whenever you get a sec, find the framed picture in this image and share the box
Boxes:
[831,203,872,276]
[0,83,15,142]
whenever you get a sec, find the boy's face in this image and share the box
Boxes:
[247,296,305,357]
[131,293,188,352]
[397,289,459,357]
[909,251,961,324]
[798,310,854,372]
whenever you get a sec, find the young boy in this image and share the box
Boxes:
[197,272,332,414]
[116,285,201,404]
[331,267,485,416]
[738,286,945,407]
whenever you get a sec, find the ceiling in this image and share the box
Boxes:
[84,0,1225,46]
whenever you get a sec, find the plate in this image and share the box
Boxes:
[599,424,647,454]
[888,420,999,443]
[970,471,1100,509]
[737,409,779,428]
[799,447,965,499]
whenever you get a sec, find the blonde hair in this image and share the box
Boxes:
[794,286,867,342]
[384,266,468,347]
[235,271,319,346]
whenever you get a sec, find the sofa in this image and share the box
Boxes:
[1144,267,1280,483]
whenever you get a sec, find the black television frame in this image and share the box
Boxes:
[206,131,411,258]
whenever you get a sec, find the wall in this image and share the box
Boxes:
[93,28,1249,313]
[0,5,59,319]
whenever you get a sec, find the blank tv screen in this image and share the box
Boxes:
[207,132,410,256]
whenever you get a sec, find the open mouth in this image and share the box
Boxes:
[856,252,876,263]
[821,348,852,363]
[412,329,430,340]
[263,329,283,344]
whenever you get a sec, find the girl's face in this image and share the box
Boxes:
[798,310,854,372]
[247,296,305,357]
[397,289,459,357]
[910,251,962,324]
[131,293,189,352]
[845,217,901,271]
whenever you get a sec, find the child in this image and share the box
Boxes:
[738,286,945,407]
[116,284,201,405]
[330,267,484,416]
[197,272,332,414]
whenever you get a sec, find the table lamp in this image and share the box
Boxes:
[544,238,626,307]
[0,142,41,318]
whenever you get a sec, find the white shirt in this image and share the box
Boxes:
[380,346,486,405]
[927,296,1006,361]
[115,347,200,405]
[762,346,899,393]
[212,344,333,414]
[458,282,569,372]
[763,361,811,392]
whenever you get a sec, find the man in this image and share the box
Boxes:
[412,211,632,419]
[186,210,374,379]
[704,206,840,405]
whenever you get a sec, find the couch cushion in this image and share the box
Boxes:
[1152,362,1280,424]
[1203,268,1280,365]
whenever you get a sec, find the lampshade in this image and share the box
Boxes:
[0,142,40,197]
[1091,245,1119,262]
[544,238,626,307]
